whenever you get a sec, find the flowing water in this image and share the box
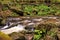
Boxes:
[1,24,25,34]
[0,16,60,34]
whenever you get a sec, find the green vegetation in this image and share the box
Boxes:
[33,23,58,40]
[10,12,19,16]
[0,0,60,17]
[23,4,60,16]
[34,30,45,40]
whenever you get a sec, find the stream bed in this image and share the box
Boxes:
[0,16,60,34]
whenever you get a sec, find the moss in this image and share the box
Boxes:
[0,31,12,40]
[10,12,19,16]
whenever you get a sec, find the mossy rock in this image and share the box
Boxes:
[0,31,12,40]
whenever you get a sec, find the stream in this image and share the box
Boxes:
[0,16,60,34]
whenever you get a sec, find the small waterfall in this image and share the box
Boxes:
[1,22,10,29]
[1,24,25,34]
[1,25,8,29]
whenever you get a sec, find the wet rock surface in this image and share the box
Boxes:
[6,16,60,26]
